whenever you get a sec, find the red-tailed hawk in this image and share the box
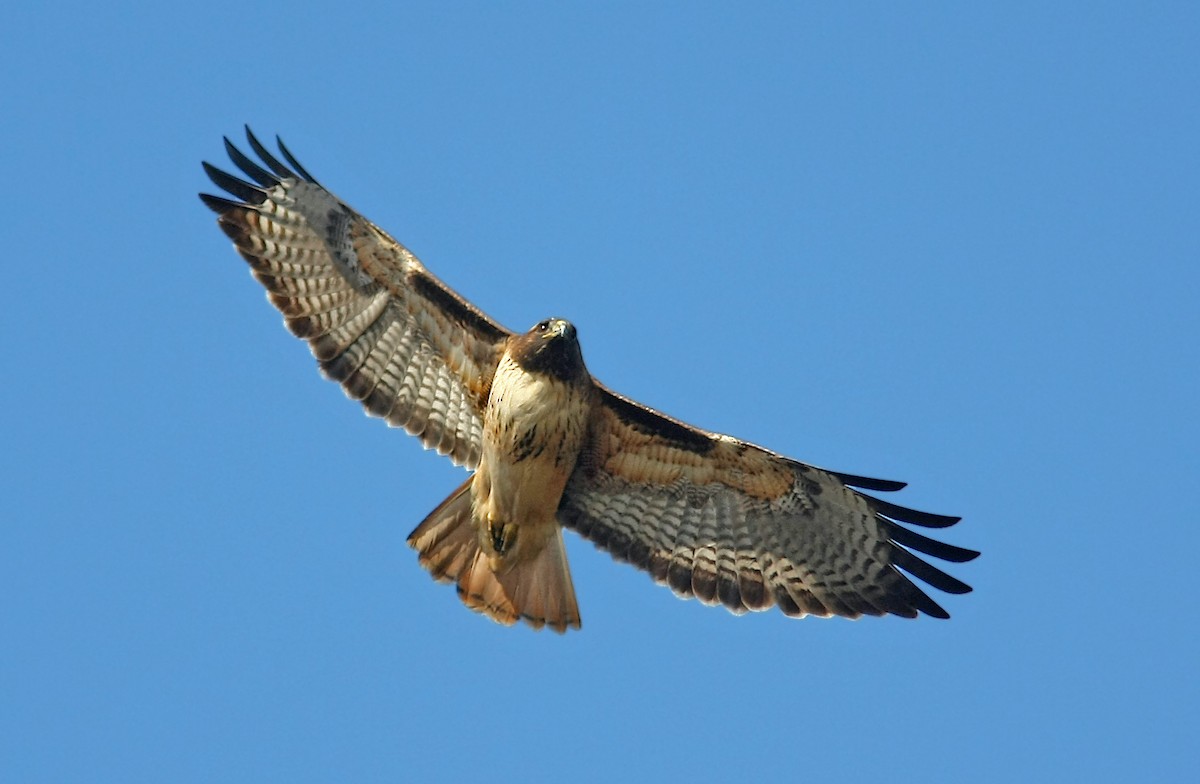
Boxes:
[201,128,978,632]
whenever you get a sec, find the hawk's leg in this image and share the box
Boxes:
[488,519,519,556]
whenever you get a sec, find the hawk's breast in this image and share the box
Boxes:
[478,354,592,528]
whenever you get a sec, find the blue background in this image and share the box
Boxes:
[3,3,1196,781]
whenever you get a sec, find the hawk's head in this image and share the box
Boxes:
[508,318,587,383]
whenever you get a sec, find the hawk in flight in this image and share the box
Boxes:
[201,129,978,632]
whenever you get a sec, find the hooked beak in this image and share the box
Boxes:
[546,319,575,341]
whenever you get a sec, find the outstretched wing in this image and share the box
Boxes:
[560,384,978,619]
[200,128,512,468]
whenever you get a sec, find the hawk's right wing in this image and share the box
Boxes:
[201,128,512,468]
[560,385,978,620]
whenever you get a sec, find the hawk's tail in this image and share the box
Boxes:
[407,478,582,633]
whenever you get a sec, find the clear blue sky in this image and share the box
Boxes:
[3,3,1196,781]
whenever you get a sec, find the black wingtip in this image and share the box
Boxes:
[199,192,241,213]
[276,134,318,184]
[891,547,973,595]
[864,494,962,528]
[881,519,980,563]
[223,136,280,187]
[831,471,907,492]
[915,595,952,620]
[202,161,268,205]
[244,125,297,179]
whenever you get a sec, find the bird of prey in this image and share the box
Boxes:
[200,128,978,633]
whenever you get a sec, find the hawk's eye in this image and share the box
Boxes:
[537,320,551,332]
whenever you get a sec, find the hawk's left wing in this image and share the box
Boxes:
[200,128,512,468]
[560,385,978,620]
